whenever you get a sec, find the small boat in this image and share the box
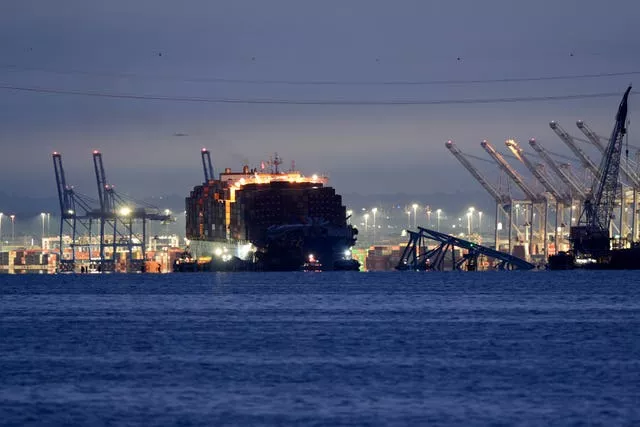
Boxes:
[301,254,323,272]
[173,250,199,272]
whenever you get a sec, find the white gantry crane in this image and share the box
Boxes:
[549,121,601,182]
[481,140,547,259]
[505,139,570,203]
[445,140,520,252]
[577,120,640,187]
[528,138,587,201]
[505,139,571,254]
[528,138,588,239]
[559,163,590,198]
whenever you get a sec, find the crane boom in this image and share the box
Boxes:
[549,121,600,180]
[53,152,72,216]
[576,120,605,152]
[201,148,215,183]
[559,163,589,196]
[93,150,109,213]
[576,120,640,188]
[505,139,569,203]
[445,141,509,203]
[52,152,95,215]
[92,150,117,214]
[586,85,632,232]
[481,140,542,202]
[528,139,587,200]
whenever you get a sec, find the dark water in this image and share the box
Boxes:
[1,271,640,426]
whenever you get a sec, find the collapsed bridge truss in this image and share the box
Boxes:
[396,227,535,271]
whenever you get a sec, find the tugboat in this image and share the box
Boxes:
[547,251,576,270]
[172,249,198,272]
[301,254,323,272]
[334,258,361,271]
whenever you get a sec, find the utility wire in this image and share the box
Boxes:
[543,150,583,163]
[463,153,495,164]
[0,84,636,105]
[2,63,639,86]
[465,148,581,167]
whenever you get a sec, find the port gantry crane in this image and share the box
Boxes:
[549,121,601,183]
[558,163,590,198]
[529,138,588,249]
[505,139,572,254]
[445,140,519,253]
[570,86,633,259]
[528,139,587,200]
[201,148,215,183]
[93,150,118,272]
[481,140,548,259]
[577,120,640,187]
[577,120,640,240]
[53,152,100,272]
[92,150,173,272]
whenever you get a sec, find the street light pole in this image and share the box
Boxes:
[466,212,471,235]
[412,204,418,228]
[0,212,3,250]
[10,215,15,243]
[406,211,411,229]
[163,209,172,236]
[436,209,441,232]
[372,208,377,245]
[41,213,46,246]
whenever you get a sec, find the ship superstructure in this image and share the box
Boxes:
[185,152,358,271]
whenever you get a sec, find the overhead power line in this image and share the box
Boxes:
[464,153,496,164]
[0,84,636,105]
[465,146,581,164]
[1,63,639,86]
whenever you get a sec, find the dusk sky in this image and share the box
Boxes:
[1,0,639,203]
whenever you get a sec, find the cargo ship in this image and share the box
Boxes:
[182,152,359,271]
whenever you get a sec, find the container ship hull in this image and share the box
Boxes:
[258,220,359,271]
[183,159,358,272]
